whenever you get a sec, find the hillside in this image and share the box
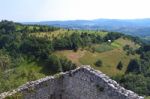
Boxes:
[1,20,150,97]
[24,19,150,38]
[29,28,140,77]
[54,38,140,76]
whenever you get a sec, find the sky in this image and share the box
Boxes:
[0,0,150,22]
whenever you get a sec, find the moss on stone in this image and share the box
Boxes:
[5,92,24,99]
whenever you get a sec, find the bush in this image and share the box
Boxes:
[120,74,148,95]
[95,59,102,67]
[123,45,130,51]
[126,59,141,74]
[60,58,77,72]
[0,50,12,70]
[117,61,123,70]
[45,55,77,73]
[45,55,62,73]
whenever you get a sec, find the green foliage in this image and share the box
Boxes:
[27,70,38,81]
[117,44,150,96]
[0,20,16,34]
[104,32,123,41]
[140,52,150,77]
[91,44,113,53]
[0,20,147,96]
[45,55,77,73]
[120,74,149,95]
[0,50,11,70]
[45,54,62,72]
[60,58,76,72]
[53,32,103,51]
[141,51,150,62]
[123,45,130,51]
[95,59,102,67]
[117,61,123,70]
[5,92,23,99]
[123,45,136,55]
[138,44,150,52]
[126,59,141,74]
[20,36,53,59]
[0,60,45,93]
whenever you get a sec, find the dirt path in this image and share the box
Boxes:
[67,50,85,66]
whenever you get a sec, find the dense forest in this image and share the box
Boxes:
[0,20,150,97]
[0,20,76,92]
[114,44,150,96]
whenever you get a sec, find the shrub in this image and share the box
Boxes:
[126,59,141,74]
[95,59,102,67]
[45,55,62,73]
[117,61,123,70]
[60,58,77,72]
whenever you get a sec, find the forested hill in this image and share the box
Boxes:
[24,18,150,38]
[1,20,150,98]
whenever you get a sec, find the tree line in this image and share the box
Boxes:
[114,44,150,96]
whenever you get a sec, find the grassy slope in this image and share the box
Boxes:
[146,96,150,99]
[55,38,140,77]
[0,29,140,92]
[0,60,46,92]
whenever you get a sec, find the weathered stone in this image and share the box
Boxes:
[0,65,144,99]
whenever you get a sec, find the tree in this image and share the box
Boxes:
[117,61,123,70]
[0,50,11,70]
[60,58,76,72]
[123,45,130,51]
[95,59,102,67]
[126,59,141,74]
[0,20,16,34]
[70,33,81,50]
[45,55,62,73]
[120,74,148,95]
[20,36,53,59]
[104,32,123,41]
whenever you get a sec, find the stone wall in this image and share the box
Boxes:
[0,66,144,99]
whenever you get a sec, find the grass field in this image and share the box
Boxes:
[145,96,150,99]
[79,49,139,76]
[54,38,140,77]
[92,43,114,53]
[112,37,140,49]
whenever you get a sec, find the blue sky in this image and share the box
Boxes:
[0,0,150,22]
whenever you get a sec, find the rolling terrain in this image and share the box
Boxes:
[27,28,140,77]
[54,38,140,76]
[1,21,150,97]
[0,21,139,91]
[24,18,150,38]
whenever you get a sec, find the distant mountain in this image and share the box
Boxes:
[23,19,150,37]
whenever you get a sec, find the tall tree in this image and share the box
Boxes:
[126,59,141,74]
[45,55,62,72]
[117,61,123,70]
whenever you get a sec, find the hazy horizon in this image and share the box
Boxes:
[18,18,150,23]
[0,0,150,22]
